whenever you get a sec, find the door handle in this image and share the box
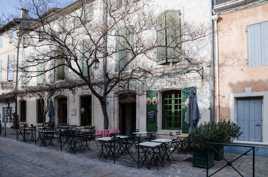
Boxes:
[256,124,262,127]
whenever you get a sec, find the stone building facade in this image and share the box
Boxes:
[2,0,213,135]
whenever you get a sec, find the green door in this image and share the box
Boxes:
[146,90,158,132]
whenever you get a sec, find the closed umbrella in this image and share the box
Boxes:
[188,87,200,132]
[48,99,55,124]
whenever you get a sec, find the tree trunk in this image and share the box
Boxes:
[100,100,109,129]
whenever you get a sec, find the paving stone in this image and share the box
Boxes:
[0,137,268,177]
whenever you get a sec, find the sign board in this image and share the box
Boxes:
[146,90,158,132]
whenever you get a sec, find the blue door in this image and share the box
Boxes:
[236,97,263,142]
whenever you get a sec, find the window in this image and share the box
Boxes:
[110,0,123,11]
[115,27,134,72]
[80,41,89,77]
[9,30,16,44]
[157,10,182,65]
[0,37,3,48]
[0,60,2,81]
[37,64,45,85]
[162,90,182,130]
[55,49,65,81]
[81,4,94,24]
[162,88,191,131]
[38,31,46,42]
[20,100,27,122]
[247,21,268,67]
[7,55,14,81]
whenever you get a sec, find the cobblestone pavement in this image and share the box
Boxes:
[0,137,268,177]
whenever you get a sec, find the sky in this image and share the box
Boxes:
[0,0,74,20]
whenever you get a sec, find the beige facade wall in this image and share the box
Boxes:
[217,3,268,119]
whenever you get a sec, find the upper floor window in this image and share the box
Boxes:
[7,55,15,81]
[55,49,65,81]
[110,0,123,11]
[156,10,182,65]
[115,26,134,72]
[37,64,46,85]
[81,4,94,24]
[0,37,3,48]
[9,30,16,44]
[0,60,2,81]
[80,41,89,77]
[247,21,268,67]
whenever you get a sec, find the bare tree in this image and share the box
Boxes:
[19,0,208,129]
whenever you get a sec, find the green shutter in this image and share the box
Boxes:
[146,90,158,132]
[116,27,134,71]
[56,49,65,80]
[81,42,88,76]
[157,10,181,64]
[37,64,45,84]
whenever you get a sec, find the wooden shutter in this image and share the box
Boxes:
[7,55,14,81]
[248,21,268,67]
[116,27,134,71]
[157,10,181,64]
[156,13,166,64]
[0,60,2,81]
[56,49,65,80]
[166,10,181,63]
[37,64,45,84]
[81,41,88,76]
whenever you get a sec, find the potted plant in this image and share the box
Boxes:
[211,121,241,161]
[190,123,215,168]
[190,121,241,168]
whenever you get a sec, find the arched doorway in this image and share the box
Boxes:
[56,96,68,125]
[119,93,136,135]
[80,95,92,126]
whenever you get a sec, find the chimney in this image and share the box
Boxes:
[20,8,29,19]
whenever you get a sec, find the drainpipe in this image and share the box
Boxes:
[212,11,220,122]
[14,9,28,129]
[14,31,22,129]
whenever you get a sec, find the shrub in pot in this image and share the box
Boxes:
[190,123,215,168]
[190,121,241,168]
[209,121,241,161]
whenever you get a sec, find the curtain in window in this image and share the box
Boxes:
[157,10,181,64]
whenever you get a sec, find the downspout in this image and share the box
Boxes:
[14,29,22,129]
[212,11,220,122]
[211,0,216,123]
